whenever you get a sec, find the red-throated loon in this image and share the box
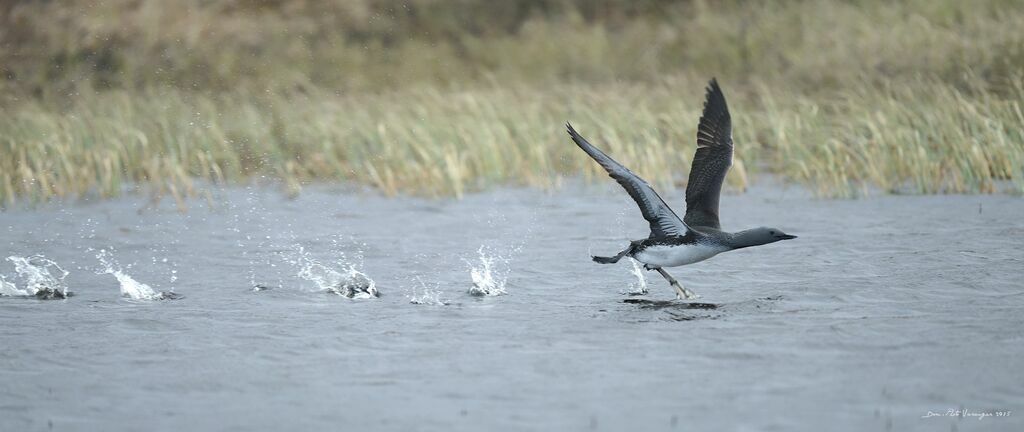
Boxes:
[567,79,796,300]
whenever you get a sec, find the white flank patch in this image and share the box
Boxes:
[633,243,728,268]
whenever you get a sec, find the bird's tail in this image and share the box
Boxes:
[592,254,622,264]
[592,243,638,264]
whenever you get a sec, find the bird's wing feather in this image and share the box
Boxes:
[684,78,733,230]
[567,123,689,239]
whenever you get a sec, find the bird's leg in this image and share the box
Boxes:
[655,268,699,300]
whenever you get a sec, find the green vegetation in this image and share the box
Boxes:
[2,0,1023,205]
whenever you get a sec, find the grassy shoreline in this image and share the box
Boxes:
[2,0,1023,204]
[4,76,1021,206]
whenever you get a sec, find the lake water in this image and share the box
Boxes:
[1,182,1022,431]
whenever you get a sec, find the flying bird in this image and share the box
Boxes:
[567,79,796,300]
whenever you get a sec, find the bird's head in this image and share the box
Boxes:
[732,227,797,248]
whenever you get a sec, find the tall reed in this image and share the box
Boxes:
[2,0,1022,204]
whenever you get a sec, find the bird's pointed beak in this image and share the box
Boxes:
[780,234,797,240]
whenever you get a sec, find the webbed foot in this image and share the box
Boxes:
[672,282,699,300]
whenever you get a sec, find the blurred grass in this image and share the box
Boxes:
[1,0,1023,205]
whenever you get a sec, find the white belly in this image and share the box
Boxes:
[633,243,727,268]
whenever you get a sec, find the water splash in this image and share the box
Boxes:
[408,277,449,306]
[625,258,649,296]
[0,275,20,296]
[2,255,70,299]
[95,249,181,300]
[468,246,509,296]
[284,245,378,299]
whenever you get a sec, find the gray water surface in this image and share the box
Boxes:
[1,183,1022,431]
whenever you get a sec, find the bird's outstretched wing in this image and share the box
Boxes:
[684,78,734,230]
[567,123,690,239]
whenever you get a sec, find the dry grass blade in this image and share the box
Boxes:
[1,0,1023,204]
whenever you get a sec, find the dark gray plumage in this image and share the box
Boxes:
[567,78,797,300]
[684,78,733,230]
[566,123,690,239]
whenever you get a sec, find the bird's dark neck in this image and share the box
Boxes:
[723,229,762,249]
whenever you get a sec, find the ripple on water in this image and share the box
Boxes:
[408,277,449,306]
[4,184,1024,431]
[620,295,787,321]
